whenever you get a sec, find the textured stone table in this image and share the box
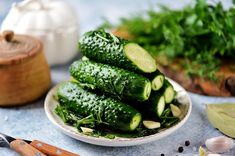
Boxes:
[0,0,235,156]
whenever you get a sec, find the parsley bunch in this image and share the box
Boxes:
[105,0,235,80]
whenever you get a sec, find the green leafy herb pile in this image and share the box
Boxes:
[101,0,235,80]
[55,30,183,139]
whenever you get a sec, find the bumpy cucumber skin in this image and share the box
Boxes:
[70,60,151,101]
[57,82,141,131]
[79,30,142,73]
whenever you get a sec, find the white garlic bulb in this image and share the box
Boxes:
[205,136,234,153]
[1,0,79,65]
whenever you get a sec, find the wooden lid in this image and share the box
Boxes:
[0,30,42,65]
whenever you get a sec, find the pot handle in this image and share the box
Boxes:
[2,31,14,42]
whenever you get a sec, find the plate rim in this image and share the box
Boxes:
[44,78,192,147]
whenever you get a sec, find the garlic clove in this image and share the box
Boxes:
[80,127,93,133]
[82,56,89,61]
[205,136,234,153]
[199,146,207,156]
[170,104,182,117]
[143,120,160,129]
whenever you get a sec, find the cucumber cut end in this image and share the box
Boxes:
[152,75,165,91]
[129,113,142,131]
[124,43,157,73]
[143,82,152,101]
[157,96,165,117]
[164,86,175,103]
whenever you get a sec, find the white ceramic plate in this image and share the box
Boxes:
[44,78,192,147]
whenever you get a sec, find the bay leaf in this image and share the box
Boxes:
[206,103,235,138]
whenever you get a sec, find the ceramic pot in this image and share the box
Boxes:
[0,30,51,106]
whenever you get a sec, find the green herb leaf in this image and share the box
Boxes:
[103,0,235,80]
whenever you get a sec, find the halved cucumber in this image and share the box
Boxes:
[144,82,152,101]
[70,60,152,101]
[147,91,166,117]
[130,113,142,131]
[145,70,165,91]
[124,43,157,73]
[152,75,165,90]
[155,95,166,117]
[162,80,175,104]
[57,82,142,131]
[79,30,157,73]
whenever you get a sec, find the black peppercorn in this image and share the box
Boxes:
[185,140,190,146]
[178,146,184,153]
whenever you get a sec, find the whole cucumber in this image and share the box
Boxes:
[57,82,142,131]
[79,30,157,73]
[70,60,151,101]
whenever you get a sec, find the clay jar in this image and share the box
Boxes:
[0,31,51,106]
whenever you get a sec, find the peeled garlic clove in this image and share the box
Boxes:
[80,127,93,133]
[82,56,89,61]
[170,104,181,117]
[205,136,234,153]
[143,120,160,129]
[199,146,207,156]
